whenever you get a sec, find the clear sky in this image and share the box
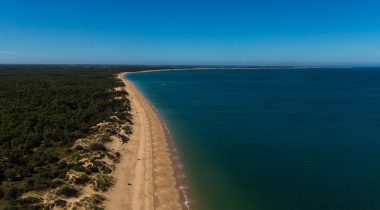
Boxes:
[0,0,379,65]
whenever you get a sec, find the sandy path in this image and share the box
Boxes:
[104,73,182,210]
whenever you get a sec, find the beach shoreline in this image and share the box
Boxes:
[104,72,186,210]
[150,97,191,210]
[129,66,352,74]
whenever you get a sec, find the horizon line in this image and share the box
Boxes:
[0,64,379,68]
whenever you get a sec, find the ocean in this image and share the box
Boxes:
[127,68,380,210]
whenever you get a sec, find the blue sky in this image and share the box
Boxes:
[0,0,379,65]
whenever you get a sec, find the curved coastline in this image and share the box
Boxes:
[108,67,353,210]
[105,72,188,210]
[127,66,353,74]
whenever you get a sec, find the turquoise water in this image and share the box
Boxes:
[127,68,380,210]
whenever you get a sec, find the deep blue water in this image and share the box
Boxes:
[127,68,380,210]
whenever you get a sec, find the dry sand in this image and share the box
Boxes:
[104,73,183,210]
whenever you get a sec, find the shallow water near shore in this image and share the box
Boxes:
[127,68,380,210]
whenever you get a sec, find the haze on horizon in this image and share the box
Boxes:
[0,0,379,66]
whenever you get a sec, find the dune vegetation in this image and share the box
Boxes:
[0,66,134,209]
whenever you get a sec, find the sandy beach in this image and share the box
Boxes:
[104,73,183,210]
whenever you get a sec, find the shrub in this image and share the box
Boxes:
[122,126,132,134]
[54,199,67,207]
[90,143,107,151]
[87,165,99,174]
[50,179,65,188]
[90,160,112,174]
[4,203,44,210]
[16,196,42,205]
[74,174,90,185]
[91,194,105,205]
[4,168,18,181]
[5,187,23,200]
[72,164,85,172]
[33,177,53,190]
[101,136,112,142]
[56,185,80,198]
[0,188,4,199]
[75,145,84,151]
[46,155,59,164]
[93,175,113,192]
[120,136,129,144]
[26,179,35,190]
[57,161,69,169]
